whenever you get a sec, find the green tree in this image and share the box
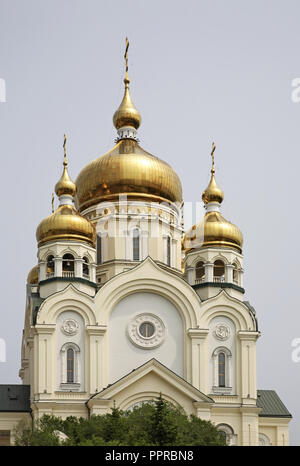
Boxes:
[13,396,226,446]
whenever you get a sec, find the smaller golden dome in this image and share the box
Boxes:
[27,265,39,285]
[113,38,141,131]
[55,163,76,197]
[36,204,96,247]
[184,212,243,253]
[55,135,76,197]
[202,142,224,204]
[113,77,141,130]
[184,142,242,253]
[202,172,224,204]
[37,136,96,247]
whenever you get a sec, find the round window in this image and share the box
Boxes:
[127,313,165,349]
[138,322,155,339]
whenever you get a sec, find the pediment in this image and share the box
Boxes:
[88,358,213,410]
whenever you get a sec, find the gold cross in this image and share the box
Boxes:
[211,142,216,173]
[124,37,129,79]
[63,133,67,165]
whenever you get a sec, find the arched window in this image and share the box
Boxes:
[259,433,271,446]
[133,228,140,261]
[60,342,81,390]
[67,348,74,383]
[216,424,236,445]
[214,260,225,282]
[166,236,171,267]
[233,263,239,284]
[82,256,89,279]
[195,261,205,282]
[62,254,74,277]
[46,255,54,278]
[212,347,233,394]
[218,352,226,387]
[97,234,102,264]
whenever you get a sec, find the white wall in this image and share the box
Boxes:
[108,292,184,383]
[56,311,85,391]
[208,315,236,394]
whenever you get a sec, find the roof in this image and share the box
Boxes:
[89,358,214,404]
[257,390,292,418]
[0,385,31,412]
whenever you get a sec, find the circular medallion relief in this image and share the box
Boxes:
[127,314,165,349]
[61,319,79,336]
[214,323,230,341]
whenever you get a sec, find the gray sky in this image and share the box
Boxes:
[0,0,299,445]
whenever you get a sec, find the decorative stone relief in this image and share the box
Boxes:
[127,313,165,349]
[213,323,230,341]
[61,319,79,336]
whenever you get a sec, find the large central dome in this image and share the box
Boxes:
[75,40,182,212]
[75,139,182,212]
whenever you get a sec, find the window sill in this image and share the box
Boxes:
[59,383,81,391]
[212,386,233,395]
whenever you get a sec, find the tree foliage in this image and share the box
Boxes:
[14,395,226,446]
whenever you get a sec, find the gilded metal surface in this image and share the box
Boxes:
[36,204,96,247]
[75,139,183,212]
[202,173,224,204]
[202,143,224,204]
[184,211,243,253]
[113,38,141,130]
[55,135,77,197]
[27,265,39,284]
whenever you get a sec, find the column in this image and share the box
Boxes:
[75,258,83,278]
[238,331,260,402]
[204,262,213,282]
[239,269,244,288]
[87,326,107,394]
[54,257,62,277]
[187,329,209,393]
[186,267,194,285]
[39,261,46,281]
[225,264,234,283]
[90,264,97,283]
[34,325,55,395]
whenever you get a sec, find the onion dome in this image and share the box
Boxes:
[75,39,182,211]
[113,77,141,131]
[55,151,76,197]
[27,265,39,285]
[75,139,182,211]
[184,143,243,253]
[36,136,96,247]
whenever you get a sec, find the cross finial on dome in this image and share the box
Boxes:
[202,142,224,206]
[54,134,76,200]
[63,133,67,167]
[211,142,216,174]
[124,37,130,84]
[113,38,141,141]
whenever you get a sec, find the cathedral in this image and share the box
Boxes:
[0,41,292,446]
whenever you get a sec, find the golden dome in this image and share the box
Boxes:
[184,142,243,253]
[75,138,182,211]
[202,172,224,204]
[55,162,76,197]
[113,77,141,130]
[27,265,39,284]
[55,135,76,197]
[36,138,96,247]
[184,211,243,253]
[36,204,96,247]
